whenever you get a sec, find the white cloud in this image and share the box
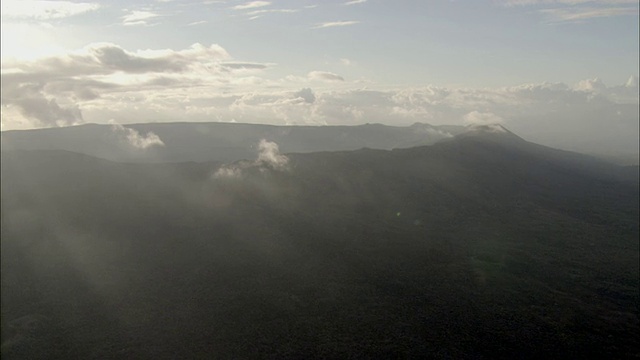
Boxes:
[340,58,354,66]
[344,0,367,5]
[213,139,288,179]
[501,0,638,6]
[1,0,99,20]
[257,139,289,169]
[463,111,504,126]
[498,0,639,22]
[121,10,161,26]
[574,77,607,91]
[213,165,244,179]
[246,8,298,16]
[313,21,360,29]
[0,42,238,128]
[110,121,165,149]
[308,71,345,82]
[1,42,636,158]
[233,1,270,10]
[539,6,638,21]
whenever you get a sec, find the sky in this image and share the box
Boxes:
[1,0,638,156]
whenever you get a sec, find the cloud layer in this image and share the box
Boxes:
[1,43,638,157]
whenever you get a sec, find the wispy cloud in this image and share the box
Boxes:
[121,10,161,26]
[344,0,367,5]
[499,0,638,22]
[539,6,638,21]
[233,1,270,10]
[313,20,360,29]
[500,0,638,6]
[187,20,207,26]
[308,71,345,82]
[1,0,99,20]
[247,8,298,16]
[340,58,354,66]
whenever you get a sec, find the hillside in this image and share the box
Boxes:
[1,128,638,359]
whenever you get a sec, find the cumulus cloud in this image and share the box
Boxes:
[110,122,165,149]
[16,94,83,127]
[0,42,246,128]
[0,42,637,157]
[1,81,84,127]
[294,88,316,104]
[574,77,607,92]
[213,139,289,179]
[257,139,289,169]
[308,71,345,82]
[2,42,230,77]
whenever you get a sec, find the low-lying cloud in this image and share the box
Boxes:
[214,139,289,179]
[110,122,165,150]
[463,111,504,126]
[257,139,289,169]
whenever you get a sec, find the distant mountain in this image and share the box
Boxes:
[1,129,638,359]
[0,122,463,163]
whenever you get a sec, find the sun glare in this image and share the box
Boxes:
[0,22,66,61]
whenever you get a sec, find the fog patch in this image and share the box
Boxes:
[212,165,244,179]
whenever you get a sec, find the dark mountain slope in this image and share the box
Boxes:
[1,132,638,359]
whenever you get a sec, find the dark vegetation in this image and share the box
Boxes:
[1,127,638,359]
